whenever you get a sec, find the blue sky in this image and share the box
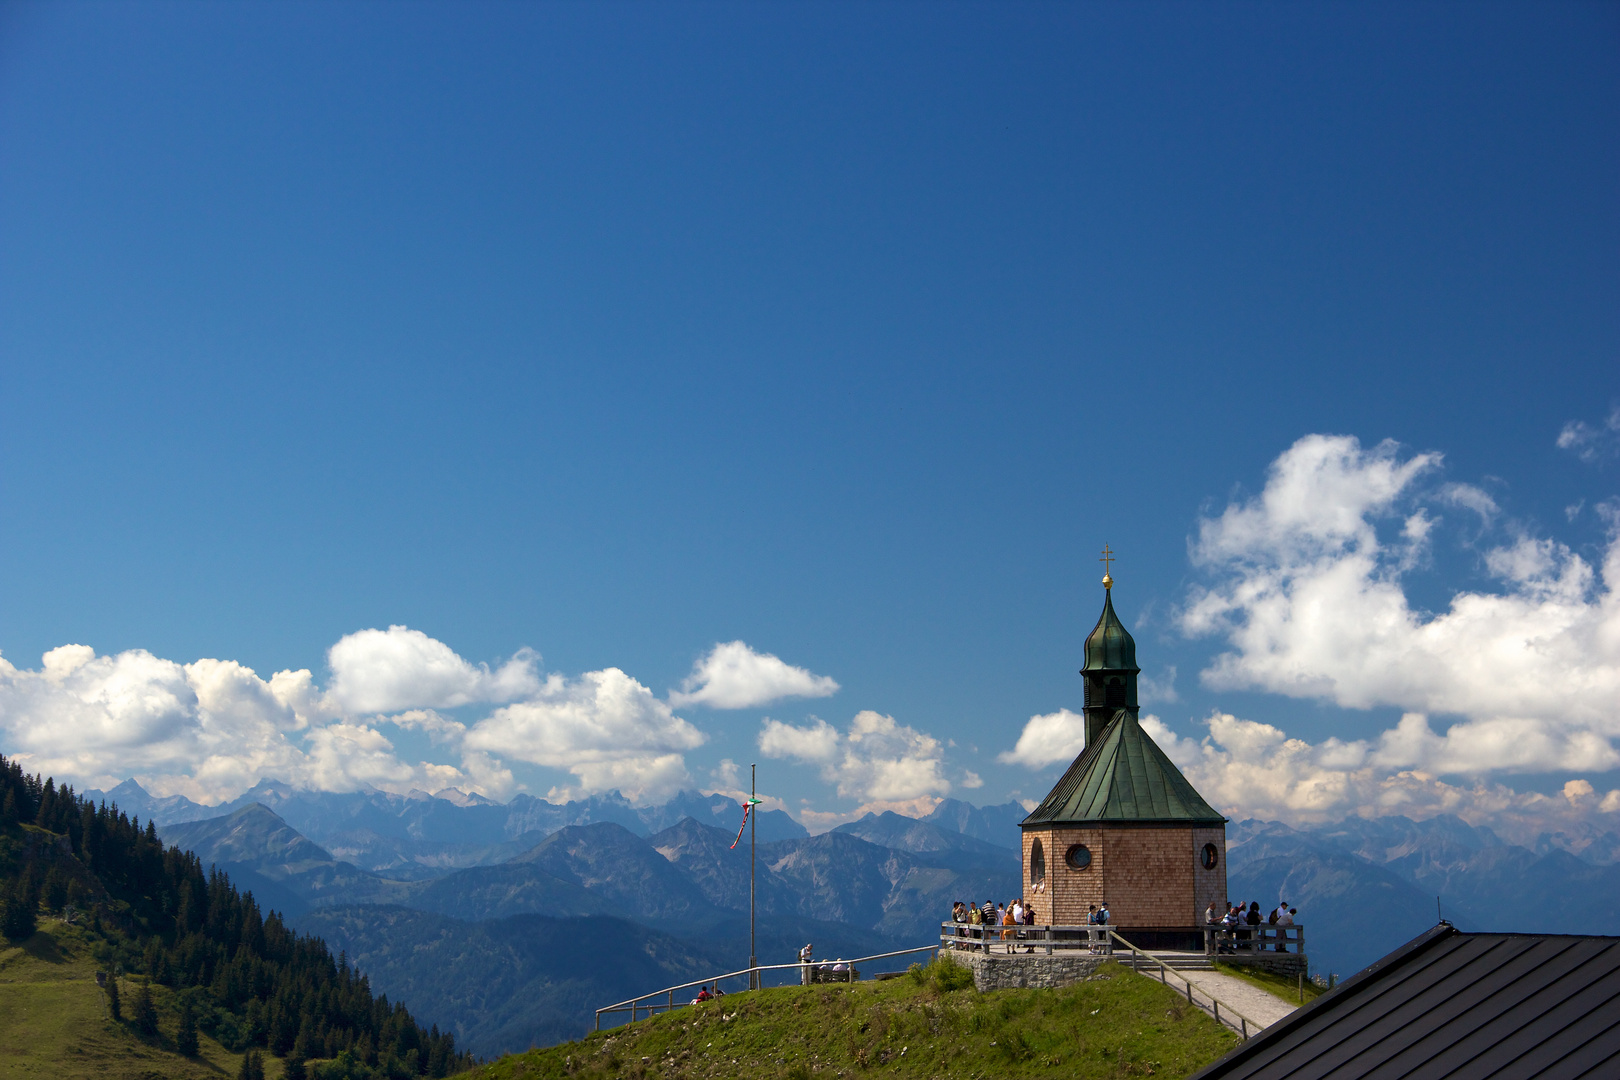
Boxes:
[2,2,1617,837]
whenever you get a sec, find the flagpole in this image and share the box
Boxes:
[749,762,758,990]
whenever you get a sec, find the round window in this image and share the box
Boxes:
[1030,839,1046,883]
[1065,844,1092,870]
[1201,843,1219,871]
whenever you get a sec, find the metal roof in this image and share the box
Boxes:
[1190,924,1620,1080]
[1021,710,1226,827]
[1082,588,1139,673]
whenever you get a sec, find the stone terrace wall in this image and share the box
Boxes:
[943,950,1104,991]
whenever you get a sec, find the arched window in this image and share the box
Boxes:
[1030,839,1046,883]
[1065,844,1092,871]
[1201,843,1219,871]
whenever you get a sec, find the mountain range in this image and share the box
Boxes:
[89,779,818,879]
[88,778,1620,1056]
[1226,814,1620,978]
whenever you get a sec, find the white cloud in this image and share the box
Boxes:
[758,710,951,804]
[759,716,840,762]
[1180,433,1620,775]
[998,708,1087,769]
[0,647,328,802]
[1142,710,1620,854]
[325,625,541,714]
[1139,666,1180,705]
[0,630,707,806]
[1557,405,1620,464]
[464,668,706,803]
[383,708,468,745]
[669,641,839,709]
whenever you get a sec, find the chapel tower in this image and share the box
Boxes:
[1020,555,1229,949]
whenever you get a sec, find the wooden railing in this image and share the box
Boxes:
[939,922,1114,955]
[593,945,940,1031]
[1203,922,1305,956]
[1108,930,1265,1041]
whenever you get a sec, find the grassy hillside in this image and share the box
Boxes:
[1,759,471,1078]
[295,906,901,1057]
[456,958,1238,1080]
[0,918,284,1080]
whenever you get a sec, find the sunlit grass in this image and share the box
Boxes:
[0,920,284,1080]
[458,958,1237,1079]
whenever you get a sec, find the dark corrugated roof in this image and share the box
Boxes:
[1021,710,1226,827]
[1190,924,1620,1080]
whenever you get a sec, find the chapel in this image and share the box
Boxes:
[1021,560,1228,949]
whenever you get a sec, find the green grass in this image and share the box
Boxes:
[0,919,284,1080]
[453,958,1238,1080]
[1209,963,1324,1008]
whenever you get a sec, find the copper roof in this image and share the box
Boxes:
[1022,710,1226,827]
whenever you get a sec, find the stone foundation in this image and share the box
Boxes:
[943,950,1104,991]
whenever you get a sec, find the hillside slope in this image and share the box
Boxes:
[295,907,902,1057]
[1,758,471,1079]
[457,959,1237,1080]
[0,919,284,1080]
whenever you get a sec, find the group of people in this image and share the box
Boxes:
[1207,899,1297,953]
[796,943,853,983]
[950,897,1080,953]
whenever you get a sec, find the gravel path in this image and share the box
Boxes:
[1133,965,1299,1033]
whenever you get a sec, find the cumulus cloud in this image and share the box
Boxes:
[758,710,950,805]
[0,646,310,801]
[382,708,468,745]
[1138,666,1180,705]
[325,626,540,714]
[997,708,1087,769]
[465,668,706,803]
[669,641,838,710]
[1557,405,1620,464]
[1141,711,1620,853]
[1181,434,1620,775]
[0,630,704,806]
[758,716,840,763]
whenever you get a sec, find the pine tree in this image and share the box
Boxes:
[0,890,35,941]
[131,979,159,1036]
[236,1048,265,1080]
[282,1052,307,1080]
[176,1000,200,1057]
[105,974,121,1020]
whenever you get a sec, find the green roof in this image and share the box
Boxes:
[1083,589,1139,673]
[1022,710,1226,827]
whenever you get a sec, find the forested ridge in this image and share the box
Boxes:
[0,754,473,1078]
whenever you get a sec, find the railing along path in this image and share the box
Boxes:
[938,921,1115,954]
[937,920,1305,959]
[599,923,1299,1040]
[937,921,1276,1041]
[1106,930,1267,1041]
[594,945,939,1031]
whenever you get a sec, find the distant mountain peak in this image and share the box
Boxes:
[434,788,498,807]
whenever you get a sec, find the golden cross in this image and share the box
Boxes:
[1099,544,1115,586]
